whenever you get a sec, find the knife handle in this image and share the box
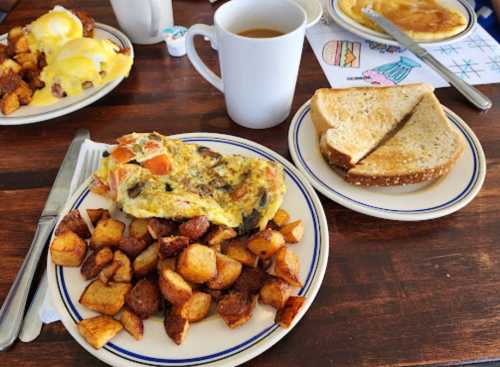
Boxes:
[0,216,56,351]
[423,53,492,111]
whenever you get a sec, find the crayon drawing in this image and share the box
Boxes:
[347,56,421,86]
[365,40,405,54]
[323,40,361,68]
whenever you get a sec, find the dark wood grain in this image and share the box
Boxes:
[0,1,499,366]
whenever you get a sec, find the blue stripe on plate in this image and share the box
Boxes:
[56,136,323,366]
[293,105,480,214]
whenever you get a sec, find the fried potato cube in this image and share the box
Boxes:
[217,292,256,329]
[12,35,29,54]
[77,315,123,349]
[234,267,268,296]
[273,209,290,227]
[159,236,189,258]
[86,208,110,226]
[275,296,305,328]
[0,59,21,74]
[179,216,210,240]
[223,239,258,268]
[275,247,302,288]
[206,225,237,246]
[113,250,132,282]
[56,210,91,239]
[14,52,38,68]
[259,278,292,309]
[177,244,217,284]
[98,261,120,284]
[1,92,20,115]
[157,257,177,273]
[247,229,285,259]
[159,268,192,306]
[280,220,304,244]
[14,80,32,105]
[174,291,212,322]
[7,27,23,42]
[120,308,144,340]
[207,253,242,290]
[81,247,114,280]
[50,231,87,267]
[125,278,161,319]
[90,218,125,249]
[164,310,189,345]
[133,242,159,277]
[129,218,153,245]
[147,218,176,239]
[118,236,148,258]
[79,280,131,315]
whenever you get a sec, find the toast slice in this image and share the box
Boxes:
[345,93,465,186]
[313,83,434,168]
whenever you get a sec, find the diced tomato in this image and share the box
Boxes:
[111,146,135,163]
[116,134,137,145]
[143,154,171,175]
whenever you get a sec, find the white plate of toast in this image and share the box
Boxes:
[288,85,486,221]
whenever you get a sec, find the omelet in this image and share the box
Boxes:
[338,0,467,41]
[92,133,287,233]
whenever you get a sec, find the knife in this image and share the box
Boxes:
[362,7,492,111]
[0,129,89,351]
[0,0,20,24]
[18,270,47,342]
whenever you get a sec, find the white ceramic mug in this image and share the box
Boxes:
[110,0,174,45]
[186,0,307,129]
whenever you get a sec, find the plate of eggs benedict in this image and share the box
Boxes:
[0,6,134,125]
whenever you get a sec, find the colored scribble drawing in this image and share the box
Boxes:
[347,56,421,86]
[447,59,483,79]
[323,40,361,68]
[366,40,405,54]
[486,55,500,73]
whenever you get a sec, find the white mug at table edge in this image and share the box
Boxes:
[186,0,307,129]
[110,0,173,45]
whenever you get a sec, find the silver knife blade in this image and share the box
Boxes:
[0,11,7,24]
[19,271,47,342]
[42,129,90,217]
[361,8,492,110]
[0,129,89,351]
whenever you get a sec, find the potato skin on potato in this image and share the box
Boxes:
[81,247,114,280]
[217,292,256,329]
[177,244,217,284]
[164,310,189,345]
[207,253,242,290]
[275,296,305,328]
[174,291,212,322]
[120,308,144,340]
[206,225,237,246]
[159,268,192,306]
[79,280,131,315]
[133,242,159,277]
[125,278,161,319]
[147,218,177,239]
[159,236,189,258]
[119,236,148,258]
[279,220,304,244]
[90,218,125,249]
[129,218,153,245]
[179,216,210,240]
[259,278,292,309]
[86,208,110,226]
[56,210,91,239]
[274,247,302,287]
[234,266,268,296]
[247,229,285,259]
[50,231,87,267]
[77,315,123,349]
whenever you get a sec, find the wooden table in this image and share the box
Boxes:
[1,1,500,366]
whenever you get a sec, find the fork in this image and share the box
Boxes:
[19,143,104,343]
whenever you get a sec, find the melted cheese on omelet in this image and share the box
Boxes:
[93,133,286,231]
[338,0,467,41]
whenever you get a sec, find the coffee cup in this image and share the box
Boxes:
[186,0,307,129]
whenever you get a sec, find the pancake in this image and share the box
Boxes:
[338,0,468,41]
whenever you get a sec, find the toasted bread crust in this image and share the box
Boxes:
[345,143,464,186]
[319,133,354,169]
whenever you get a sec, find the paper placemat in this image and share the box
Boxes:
[307,0,500,88]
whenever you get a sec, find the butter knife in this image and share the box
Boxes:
[0,0,20,24]
[362,8,492,111]
[0,129,89,351]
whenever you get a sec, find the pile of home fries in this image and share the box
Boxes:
[0,11,94,115]
[50,207,306,349]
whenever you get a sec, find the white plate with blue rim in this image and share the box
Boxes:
[288,99,486,221]
[0,23,133,126]
[327,0,476,47]
[47,133,329,367]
